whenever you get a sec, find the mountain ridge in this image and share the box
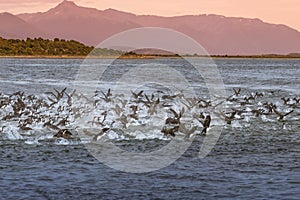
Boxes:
[0,0,299,55]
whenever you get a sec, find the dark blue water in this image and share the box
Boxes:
[0,58,299,199]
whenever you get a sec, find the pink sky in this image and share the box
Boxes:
[0,0,300,31]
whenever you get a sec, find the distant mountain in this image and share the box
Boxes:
[0,12,45,39]
[17,1,140,46]
[0,0,299,55]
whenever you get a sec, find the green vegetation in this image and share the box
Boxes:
[1,37,299,58]
[0,37,122,57]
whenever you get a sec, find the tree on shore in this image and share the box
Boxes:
[0,37,122,56]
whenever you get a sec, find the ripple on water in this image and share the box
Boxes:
[1,58,300,199]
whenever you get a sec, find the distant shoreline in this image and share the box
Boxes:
[1,37,299,59]
[0,54,300,59]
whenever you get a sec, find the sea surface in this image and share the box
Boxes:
[0,58,299,199]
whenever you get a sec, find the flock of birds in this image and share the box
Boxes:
[0,86,299,143]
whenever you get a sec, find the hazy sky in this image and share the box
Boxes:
[0,0,299,31]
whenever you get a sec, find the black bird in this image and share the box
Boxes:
[101,88,113,102]
[201,115,211,134]
[165,108,184,125]
[233,88,241,96]
[54,129,73,139]
[273,108,294,120]
[92,127,110,141]
[217,111,237,125]
[281,97,290,105]
[161,126,179,137]
[131,90,143,99]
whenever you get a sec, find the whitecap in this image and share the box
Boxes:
[231,120,242,128]
[2,125,23,140]
[261,115,275,122]
[24,139,41,145]
[54,138,70,145]
[106,131,120,140]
